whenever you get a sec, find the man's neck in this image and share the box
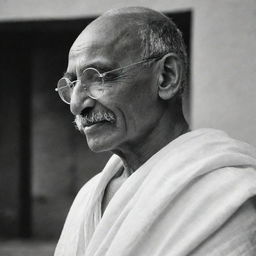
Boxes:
[113,112,189,174]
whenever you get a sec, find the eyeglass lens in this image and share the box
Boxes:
[81,68,104,99]
[57,78,73,104]
[56,68,104,104]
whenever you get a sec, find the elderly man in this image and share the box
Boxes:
[54,7,256,256]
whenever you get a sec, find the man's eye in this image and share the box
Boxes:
[103,73,119,82]
[69,80,77,88]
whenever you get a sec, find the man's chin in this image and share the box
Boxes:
[75,120,120,152]
[75,127,102,152]
[86,137,112,153]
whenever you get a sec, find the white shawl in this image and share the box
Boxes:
[55,129,256,256]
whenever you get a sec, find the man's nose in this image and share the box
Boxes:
[70,85,95,115]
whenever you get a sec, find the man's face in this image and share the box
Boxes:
[68,17,165,153]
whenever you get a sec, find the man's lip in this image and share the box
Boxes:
[86,122,100,127]
[84,120,110,128]
[83,121,112,133]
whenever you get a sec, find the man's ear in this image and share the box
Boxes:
[158,53,183,100]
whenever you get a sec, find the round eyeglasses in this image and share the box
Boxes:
[55,57,160,104]
[55,68,104,104]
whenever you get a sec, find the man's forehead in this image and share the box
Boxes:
[69,15,142,62]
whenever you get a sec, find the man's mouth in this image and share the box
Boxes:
[74,111,116,131]
[86,119,110,127]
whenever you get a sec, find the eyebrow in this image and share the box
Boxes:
[81,61,118,73]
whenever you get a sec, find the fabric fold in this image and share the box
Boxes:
[55,129,256,256]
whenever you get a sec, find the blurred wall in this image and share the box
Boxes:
[0,44,24,237]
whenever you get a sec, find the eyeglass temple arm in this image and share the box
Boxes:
[101,57,159,76]
[55,56,161,91]
[55,84,74,91]
[55,84,71,92]
[55,80,77,92]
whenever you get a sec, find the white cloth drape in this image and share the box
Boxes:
[55,129,256,256]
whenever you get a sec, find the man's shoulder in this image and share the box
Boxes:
[192,198,256,256]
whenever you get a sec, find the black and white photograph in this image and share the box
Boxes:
[0,0,256,255]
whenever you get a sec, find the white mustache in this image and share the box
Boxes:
[74,111,115,130]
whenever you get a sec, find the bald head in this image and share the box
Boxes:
[73,7,169,46]
[70,10,144,64]
[70,7,164,62]
[70,6,188,94]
